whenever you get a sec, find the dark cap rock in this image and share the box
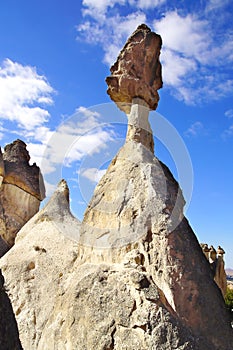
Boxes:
[106,24,163,113]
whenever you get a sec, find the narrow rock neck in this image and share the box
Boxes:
[126,98,154,153]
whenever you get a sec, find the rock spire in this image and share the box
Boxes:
[0,139,45,249]
[0,26,232,350]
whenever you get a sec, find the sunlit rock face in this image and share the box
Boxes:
[201,243,227,296]
[0,139,45,248]
[0,180,210,350]
[79,100,233,349]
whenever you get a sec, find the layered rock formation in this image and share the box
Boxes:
[0,181,213,349]
[0,139,45,249]
[79,99,233,349]
[201,243,227,296]
[0,25,232,349]
[106,24,162,113]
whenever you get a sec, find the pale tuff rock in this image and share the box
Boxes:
[30,264,211,350]
[106,24,162,113]
[79,100,233,349]
[0,139,45,248]
[126,98,154,152]
[0,181,211,350]
[1,176,232,349]
[201,243,227,296]
[1,24,233,349]
[0,180,80,349]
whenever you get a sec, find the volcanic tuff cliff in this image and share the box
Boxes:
[0,139,45,252]
[0,24,232,350]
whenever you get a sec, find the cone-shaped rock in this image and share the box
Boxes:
[80,24,233,348]
[80,99,232,349]
[0,25,232,349]
[0,180,80,349]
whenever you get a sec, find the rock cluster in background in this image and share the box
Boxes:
[0,139,45,252]
[201,243,227,296]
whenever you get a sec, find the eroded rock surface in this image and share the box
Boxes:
[0,139,45,248]
[106,24,162,113]
[201,243,227,296]
[0,25,232,350]
[0,180,80,349]
[79,99,233,349]
[0,181,211,350]
[1,174,232,349]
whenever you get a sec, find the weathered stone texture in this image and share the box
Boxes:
[0,25,232,350]
[0,139,45,248]
[106,24,162,113]
[201,243,227,296]
[79,99,233,349]
[3,139,45,200]
[0,180,80,349]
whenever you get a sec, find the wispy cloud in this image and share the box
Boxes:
[82,0,165,19]
[80,167,107,183]
[0,59,54,130]
[27,107,116,174]
[205,0,231,12]
[225,109,233,119]
[184,121,204,137]
[154,10,233,104]
[77,11,146,65]
[222,125,233,139]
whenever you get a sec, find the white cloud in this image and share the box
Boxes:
[63,129,113,166]
[0,59,54,130]
[77,10,146,65]
[154,12,210,62]
[152,11,233,104]
[25,106,116,198]
[222,125,233,139]
[206,0,230,12]
[82,0,126,20]
[31,106,115,171]
[225,109,233,119]
[131,0,166,9]
[160,48,197,87]
[81,167,107,183]
[184,122,204,137]
[82,0,164,19]
[26,141,56,173]
[78,1,233,105]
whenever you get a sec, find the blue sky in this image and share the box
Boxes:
[0,0,233,267]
